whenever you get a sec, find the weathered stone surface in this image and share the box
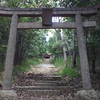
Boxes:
[17,22,76,29]
[14,86,72,91]
[0,4,99,17]
[74,89,100,100]
[76,14,91,89]
[0,90,17,98]
[42,8,53,26]
[83,21,96,28]
[3,14,18,90]
[17,21,96,29]
[33,82,58,86]
[44,75,61,81]
[27,90,60,96]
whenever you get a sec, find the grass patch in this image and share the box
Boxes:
[61,67,80,79]
[13,58,42,75]
[51,57,65,68]
[51,57,80,79]
[0,62,4,72]
[91,73,100,79]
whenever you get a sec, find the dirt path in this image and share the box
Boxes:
[29,59,58,75]
[7,59,73,100]
[1,59,100,100]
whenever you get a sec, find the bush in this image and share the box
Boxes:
[51,57,80,79]
[51,57,65,67]
[61,67,80,79]
[91,73,100,79]
[13,58,42,75]
[0,62,4,72]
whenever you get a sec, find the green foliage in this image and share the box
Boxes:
[91,73,100,79]
[1,0,55,8]
[51,57,80,79]
[27,58,42,65]
[61,67,80,79]
[0,17,10,62]
[13,61,30,75]
[51,57,64,67]
[51,40,63,54]
[13,58,42,75]
[0,62,4,72]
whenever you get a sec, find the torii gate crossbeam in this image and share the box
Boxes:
[17,21,96,29]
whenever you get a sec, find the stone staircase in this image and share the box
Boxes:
[13,75,73,96]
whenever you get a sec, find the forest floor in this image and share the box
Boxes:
[1,59,100,100]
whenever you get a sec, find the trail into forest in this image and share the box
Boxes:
[9,59,73,100]
[29,59,58,75]
[2,59,100,100]
[9,59,74,100]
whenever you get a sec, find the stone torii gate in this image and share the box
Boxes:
[0,4,100,90]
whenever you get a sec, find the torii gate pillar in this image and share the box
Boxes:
[76,14,92,89]
[3,14,18,90]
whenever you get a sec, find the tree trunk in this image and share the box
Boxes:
[55,30,58,43]
[65,40,71,56]
[73,29,76,67]
[92,46,96,73]
[63,34,72,62]
[60,29,67,64]
[15,33,22,65]
[55,29,61,59]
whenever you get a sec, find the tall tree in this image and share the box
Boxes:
[72,29,76,67]
[60,29,67,64]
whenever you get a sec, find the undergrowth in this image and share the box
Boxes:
[61,67,80,79]
[0,62,4,72]
[12,58,42,84]
[91,73,100,79]
[13,58,42,75]
[0,58,42,83]
[51,57,80,79]
[51,57,64,67]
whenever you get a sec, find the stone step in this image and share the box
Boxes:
[37,81,59,83]
[27,90,60,96]
[44,75,61,78]
[33,76,61,81]
[42,76,61,81]
[13,86,73,93]
[33,82,58,86]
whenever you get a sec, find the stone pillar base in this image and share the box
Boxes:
[74,89,100,100]
[0,90,17,98]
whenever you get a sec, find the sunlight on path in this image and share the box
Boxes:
[29,59,58,75]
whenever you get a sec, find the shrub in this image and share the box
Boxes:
[91,73,100,79]
[51,57,80,79]
[0,62,4,72]
[13,58,42,75]
[61,67,80,79]
[51,57,65,67]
